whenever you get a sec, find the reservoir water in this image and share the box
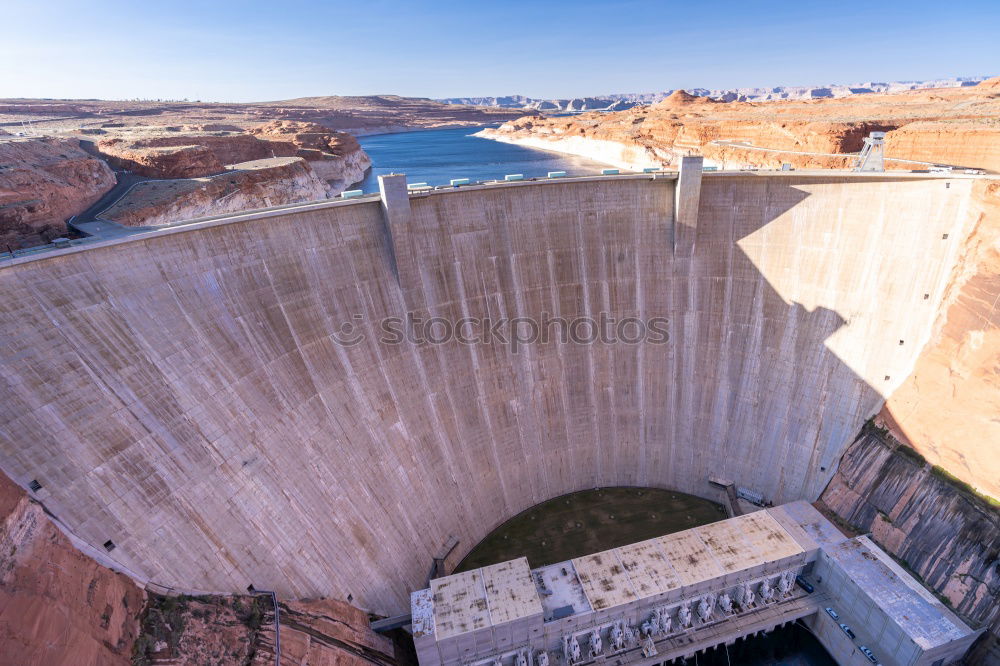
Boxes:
[357,126,614,192]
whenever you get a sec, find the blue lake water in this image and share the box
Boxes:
[356,126,615,192]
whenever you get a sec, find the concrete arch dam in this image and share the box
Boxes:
[0,171,978,614]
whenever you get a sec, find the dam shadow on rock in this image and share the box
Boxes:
[0,172,974,613]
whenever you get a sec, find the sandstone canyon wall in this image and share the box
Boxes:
[820,426,1000,636]
[102,157,335,228]
[95,121,371,191]
[878,179,1000,499]
[2,463,399,666]
[1,121,372,247]
[93,122,372,227]
[0,469,144,665]
[477,82,1000,173]
[0,137,115,247]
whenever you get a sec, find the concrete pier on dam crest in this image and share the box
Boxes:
[0,164,984,614]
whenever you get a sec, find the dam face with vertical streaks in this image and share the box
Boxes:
[0,171,983,614]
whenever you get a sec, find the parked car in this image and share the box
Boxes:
[795,575,814,593]
[839,623,856,639]
[825,607,840,620]
[859,646,879,664]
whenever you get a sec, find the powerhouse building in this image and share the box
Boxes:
[412,502,978,666]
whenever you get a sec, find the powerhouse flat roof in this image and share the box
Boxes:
[429,557,543,639]
[420,505,811,634]
[823,537,972,649]
[481,557,544,625]
[430,569,490,639]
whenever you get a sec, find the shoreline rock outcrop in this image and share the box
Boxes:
[95,121,371,189]
[101,156,336,227]
[88,121,371,227]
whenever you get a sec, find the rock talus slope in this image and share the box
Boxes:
[133,594,397,666]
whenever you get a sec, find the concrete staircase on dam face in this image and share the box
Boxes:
[0,168,986,614]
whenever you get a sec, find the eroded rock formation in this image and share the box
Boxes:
[0,470,144,665]
[95,139,230,178]
[132,593,397,666]
[476,83,1000,172]
[101,157,334,227]
[0,137,115,247]
[82,122,372,227]
[252,599,397,666]
[820,426,1000,634]
[96,121,371,190]
[437,76,992,110]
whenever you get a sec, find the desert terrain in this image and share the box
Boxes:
[438,75,989,111]
[0,96,522,248]
[477,76,1000,172]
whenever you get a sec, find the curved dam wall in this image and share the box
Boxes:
[0,173,978,613]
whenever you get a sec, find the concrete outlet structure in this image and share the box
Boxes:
[0,168,990,619]
[412,503,978,666]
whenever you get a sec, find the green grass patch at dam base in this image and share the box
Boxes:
[454,487,727,572]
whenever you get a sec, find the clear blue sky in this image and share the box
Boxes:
[2,0,997,101]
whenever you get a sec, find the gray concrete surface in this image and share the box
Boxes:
[0,171,986,615]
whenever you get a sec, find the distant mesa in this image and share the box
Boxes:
[653,89,718,108]
[977,75,1000,89]
[437,75,994,111]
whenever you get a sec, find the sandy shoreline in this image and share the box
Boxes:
[473,128,663,171]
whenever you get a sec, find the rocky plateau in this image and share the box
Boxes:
[476,77,1000,173]
[0,137,115,247]
[0,95,522,247]
[439,75,991,111]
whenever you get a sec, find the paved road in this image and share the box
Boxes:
[70,138,252,238]
[73,171,152,223]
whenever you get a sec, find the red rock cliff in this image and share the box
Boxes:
[0,470,145,665]
[0,137,115,247]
